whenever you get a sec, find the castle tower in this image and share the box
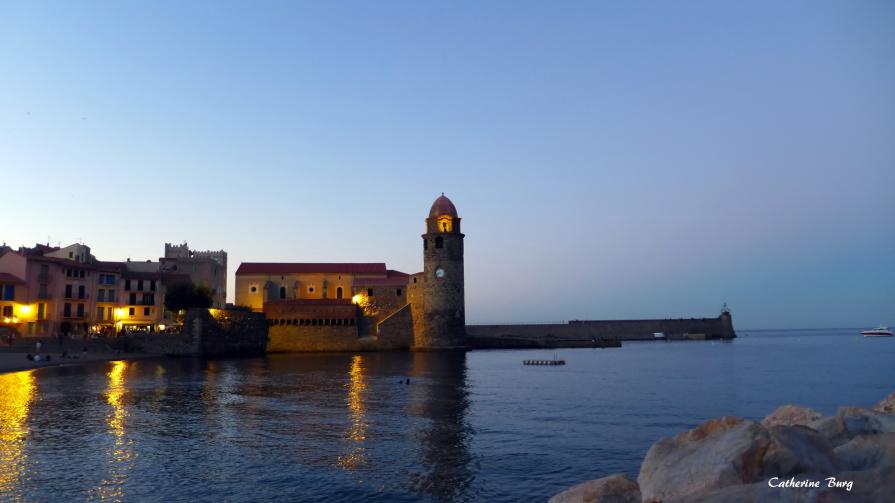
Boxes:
[412,194,467,350]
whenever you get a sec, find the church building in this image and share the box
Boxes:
[234,194,467,352]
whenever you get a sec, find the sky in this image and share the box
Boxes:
[1,1,893,329]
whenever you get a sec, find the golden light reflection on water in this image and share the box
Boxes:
[96,360,134,502]
[0,370,35,497]
[337,355,368,470]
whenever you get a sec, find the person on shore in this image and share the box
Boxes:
[7,333,13,347]
[35,340,42,354]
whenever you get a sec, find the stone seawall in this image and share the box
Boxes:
[118,308,267,356]
[267,306,413,352]
[467,314,734,347]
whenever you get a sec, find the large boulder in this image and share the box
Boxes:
[873,391,895,415]
[762,405,823,428]
[681,479,826,503]
[638,417,771,502]
[838,466,895,502]
[761,425,840,477]
[808,416,850,448]
[548,474,641,503]
[834,433,895,471]
[838,407,895,436]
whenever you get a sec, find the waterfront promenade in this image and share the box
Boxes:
[0,349,151,374]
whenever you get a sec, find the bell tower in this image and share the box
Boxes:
[413,194,467,350]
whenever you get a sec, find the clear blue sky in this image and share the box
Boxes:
[1,1,893,329]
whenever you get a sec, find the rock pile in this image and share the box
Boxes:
[549,391,895,503]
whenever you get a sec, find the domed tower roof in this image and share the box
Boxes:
[428,193,458,218]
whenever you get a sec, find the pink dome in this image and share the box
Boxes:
[428,194,458,218]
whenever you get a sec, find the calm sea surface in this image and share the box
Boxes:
[1,329,893,502]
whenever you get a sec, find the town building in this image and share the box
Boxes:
[0,242,214,337]
[160,243,227,308]
[238,194,467,351]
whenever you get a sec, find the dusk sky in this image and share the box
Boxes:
[1,1,892,329]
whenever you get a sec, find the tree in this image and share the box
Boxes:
[164,282,213,311]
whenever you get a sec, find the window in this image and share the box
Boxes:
[37,303,45,320]
[279,286,286,299]
[98,289,105,302]
[77,304,84,317]
[142,294,155,306]
[396,288,402,296]
[250,285,257,293]
[96,306,105,320]
[38,283,48,299]
[144,307,151,316]
[79,270,85,278]
[150,280,156,291]
[129,293,137,305]
[308,286,315,294]
[435,236,444,249]
[1,306,11,317]
[64,303,72,317]
[66,269,72,277]
[68,252,73,258]
[129,307,135,316]
[125,279,131,291]
[2,284,13,300]
[108,290,116,302]
[336,286,343,299]
[78,285,86,299]
[138,280,144,291]
[367,288,373,296]
[65,284,73,298]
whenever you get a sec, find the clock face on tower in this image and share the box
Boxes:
[435,267,445,278]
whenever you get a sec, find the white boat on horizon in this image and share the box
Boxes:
[861,325,893,337]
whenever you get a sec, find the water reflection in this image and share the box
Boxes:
[408,352,474,501]
[338,354,368,470]
[0,370,35,499]
[96,361,135,502]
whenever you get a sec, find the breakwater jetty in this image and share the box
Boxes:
[467,311,735,349]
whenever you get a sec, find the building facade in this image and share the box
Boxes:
[239,195,467,351]
[0,242,216,337]
[160,243,228,308]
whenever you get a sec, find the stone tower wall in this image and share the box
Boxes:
[415,218,466,349]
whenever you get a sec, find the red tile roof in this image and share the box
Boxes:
[236,263,387,275]
[0,272,25,284]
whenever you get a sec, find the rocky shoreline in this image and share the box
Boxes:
[550,391,895,503]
